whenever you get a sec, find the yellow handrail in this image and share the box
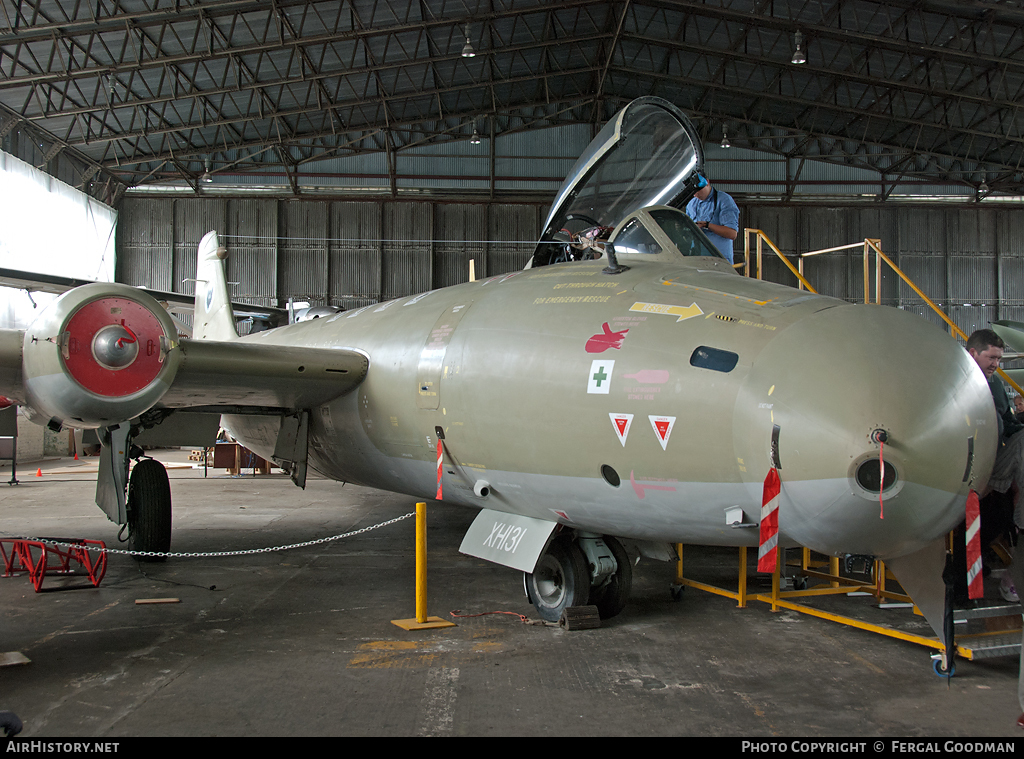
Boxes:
[800,239,880,304]
[863,239,1024,397]
[742,229,1023,396]
[742,228,817,293]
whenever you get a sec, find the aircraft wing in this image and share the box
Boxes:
[0,267,100,296]
[0,227,369,431]
[0,323,367,418]
[0,266,288,327]
[159,339,367,410]
[993,320,1024,353]
[0,237,369,515]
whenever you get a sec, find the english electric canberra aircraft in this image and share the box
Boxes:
[0,98,997,636]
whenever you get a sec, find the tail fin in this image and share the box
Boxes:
[193,231,238,341]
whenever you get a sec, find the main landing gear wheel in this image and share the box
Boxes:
[127,458,172,562]
[589,536,632,620]
[525,538,590,623]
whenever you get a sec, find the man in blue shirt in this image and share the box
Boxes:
[685,175,740,263]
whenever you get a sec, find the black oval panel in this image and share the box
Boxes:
[601,465,621,487]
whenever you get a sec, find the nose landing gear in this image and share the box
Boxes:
[126,457,172,561]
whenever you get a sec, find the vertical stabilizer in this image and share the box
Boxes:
[194,231,238,341]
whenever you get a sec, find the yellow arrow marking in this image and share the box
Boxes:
[630,301,704,322]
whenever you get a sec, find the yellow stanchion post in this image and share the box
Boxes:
[737,546,747,608]
[392,502,456,631]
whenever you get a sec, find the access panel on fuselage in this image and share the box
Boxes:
[417,302,473,410]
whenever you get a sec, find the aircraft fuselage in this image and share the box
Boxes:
[223,251,996,562]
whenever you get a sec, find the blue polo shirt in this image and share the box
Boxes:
[686,188,740,263]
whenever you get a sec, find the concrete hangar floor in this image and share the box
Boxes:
[0,449,1021,738]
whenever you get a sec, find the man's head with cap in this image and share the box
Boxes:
[693,174,712,201]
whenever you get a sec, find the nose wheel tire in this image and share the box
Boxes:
[525,538,590,623]
[126,458,172,561]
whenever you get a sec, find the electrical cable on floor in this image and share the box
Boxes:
[131,559,221,592]
[448,609,555,626]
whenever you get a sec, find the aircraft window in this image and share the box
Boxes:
[649,208,724,259]
[690,346,739,373]
[614,218,662,255]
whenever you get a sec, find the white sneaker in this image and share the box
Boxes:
[1000,573,1019,603]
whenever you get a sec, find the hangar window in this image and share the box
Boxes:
[690,346,738,373]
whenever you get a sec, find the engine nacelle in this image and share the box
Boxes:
[22,283,181,429]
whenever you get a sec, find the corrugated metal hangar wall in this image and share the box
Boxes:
[117,196,1024,341]
[117,197,544,312]
[743,204,1024,340]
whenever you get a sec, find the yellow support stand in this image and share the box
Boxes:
[675,543,749,607]
[392,502,456,631]
[673,544,1021,659]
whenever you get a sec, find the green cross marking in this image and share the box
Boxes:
[592,366,609,386]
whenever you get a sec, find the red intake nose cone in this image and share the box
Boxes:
[62,297,165,397]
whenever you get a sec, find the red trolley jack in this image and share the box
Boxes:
[0,538,107,592]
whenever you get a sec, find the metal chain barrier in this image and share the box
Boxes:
[3,511,416,560]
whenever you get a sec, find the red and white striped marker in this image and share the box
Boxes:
[758,467,781,573]
[435,439,443,501]
[965,489,983,600]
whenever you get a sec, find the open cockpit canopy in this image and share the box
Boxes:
[533,97,705,267]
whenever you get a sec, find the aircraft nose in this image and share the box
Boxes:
[734,303,997,560]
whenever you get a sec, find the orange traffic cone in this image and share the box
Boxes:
[35,468,41,477]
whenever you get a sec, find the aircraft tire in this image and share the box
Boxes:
[127,458,172,562]
[589,536,632,620]
[932,657,955,678]
[525,538,590,623]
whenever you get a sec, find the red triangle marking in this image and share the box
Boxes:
[655,420,670,440]
[615,418,629,435]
